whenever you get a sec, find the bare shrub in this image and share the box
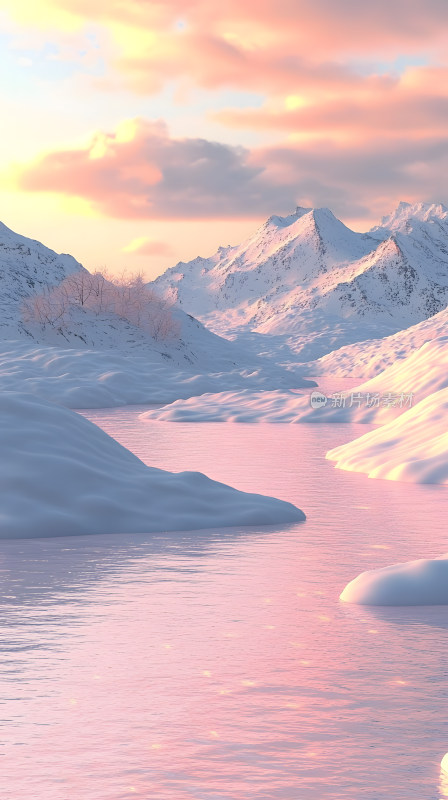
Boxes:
[22,269,181,342]
[22,284,69,329]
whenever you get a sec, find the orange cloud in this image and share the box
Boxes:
[122,237,174,257]
[16,118,299,220]
[18,120,163,218]
[13,116,448,226]
[6,0,448,52]
[213,66,448,142]
[3,1,448,98]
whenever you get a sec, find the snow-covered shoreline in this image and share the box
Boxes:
[0,392,305,539]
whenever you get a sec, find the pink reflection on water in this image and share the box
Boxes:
[0,408,447,798]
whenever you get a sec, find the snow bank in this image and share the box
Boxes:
[298,337,448,424]
[142,338,448,425]
[0,392,305,538]
[140,390,309,422]
[0,341,313,409]
[340,556,448,605]
[308,306,448,379]
[326,387,448,484]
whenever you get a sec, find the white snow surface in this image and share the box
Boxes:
[0,220,83,337]
[0,217,235,368]
[308,305,448,378]
[340,555,448,606]
[0,341,313,409]
[326,385,448,484]
[0,392,305,538]
[140,390,308,423]
[0,219,316,398]
[142,338,448,424]
[150,201,448,359]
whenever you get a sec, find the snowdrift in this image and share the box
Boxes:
[142,338,448,425]
[0,341,313,409]
[0,392,305,538]
[309,307,448,379]
[326,386,448,484]
[298,337,448,424]
[140,390,309,422]
[340,556,448,606]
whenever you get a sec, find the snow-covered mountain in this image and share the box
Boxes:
[0,219,86,336]
[0,218,316,396]
[0,219,252,373]
[150,201,448,358]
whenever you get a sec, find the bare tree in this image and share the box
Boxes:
[21,269,181,342]
[22,285,69,329]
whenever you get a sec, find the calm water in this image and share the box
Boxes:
[1,404,448,800]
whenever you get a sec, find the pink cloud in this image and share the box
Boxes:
[17,118,299,220]
[100,1,448,99]
[47,0,448,53]
[213,67,448,140]
[6,1,446,98]
[115,32,393,96]
[15,117,448,226]
[123,238,175,257]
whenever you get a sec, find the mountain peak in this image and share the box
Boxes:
[264,206,342,234]
[374,201,448,233]
[264,206,312,229]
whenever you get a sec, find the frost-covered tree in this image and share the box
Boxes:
[22,270,181,342]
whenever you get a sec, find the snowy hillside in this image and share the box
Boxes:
[0,219,85,337]
[143,337,448,425]
[308,305,448,378]
[299,336,448,424]
[0,219,316,383]
[150,201,448,358]
[0,219,244,371]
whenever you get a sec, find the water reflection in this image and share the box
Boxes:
[2,415,448,799]
[342,602,448,633]
[440,763,448,798]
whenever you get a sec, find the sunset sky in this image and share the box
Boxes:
[1,1,448,278]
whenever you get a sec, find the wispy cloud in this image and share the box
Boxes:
[122,237,174,256]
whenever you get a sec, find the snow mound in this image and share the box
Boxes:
[309,306,448,379]
[299,337,448,424]
[326,386,448,484]
[0,392,305,538]
[140,390,309,422]
[146,338,448,425]
[340,555,448,606]
[0,341,313,409]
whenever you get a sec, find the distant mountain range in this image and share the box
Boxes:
[1,201,447,368]
[150,201,448,359]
